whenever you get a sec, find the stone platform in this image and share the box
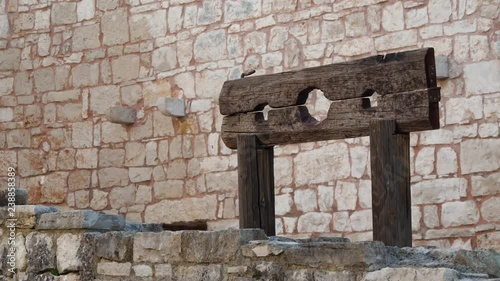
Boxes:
[0,206,499,281]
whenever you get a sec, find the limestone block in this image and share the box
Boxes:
[133,232,182,263]
[382,1,404,31]
[318,185,334,212]
[436,147,457,175]
[242,241,284,257]
[129,10,166,43]
[109,185,136,209]
[157,97,185,117]
[405,7,428,28]
[155,264,173,278]
[97,261,131,276]
[464,60,500,95]
[428,0,452,23]
[225,0,261,21]
[295,189,318,212]
[121,84,142,106]
[0,49,20,71]
[129,167,152,183]
[101,121,128,143]
[132,264,152,277]
[481,197,500,223]
[335,181,357,211]
[441,201,480,227]
[0,108,13,122]
[294,143,350,186]
[276,194,293,216]
[90,190,108,210]
[36,210,125,230]
[423,205,440,228]
[77,0,95,21]
[174,265,222,281]
[99,148,125,167]
[471,172,500,197]
[168,6,183,32]
[461,139,500,174]
[197,0,222,25]
[26,232,55,274]
[183,229,266,263]
[144,195,217,223]
[412,178,467,204]
[102,8,129,46]
[362,267,459,281]
[72,63,99,88]
[108,106,137,124]
[95,232,133,262]
[374,30,417,51]
[351,210,373,232]
[34,67,55,93]
[154,180,184,199]
[194,29,226,62]
[51,2,77,25]
[73,24,100,52]
[425,227,475,239]
[443,19,477,36]
[478,123,499,138]
[477,231,500,250]
[56,233,83,273]
[152,44,177,72]
[415,147,435,176]
[41,172,68,204]
[297,212,332,233]
[446,96,483,124]
[112,55,140,83]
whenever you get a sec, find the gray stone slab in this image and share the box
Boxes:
[108,106,137,124]
[436,55,449,80]
[36,210,125,231]
[157,97,185,117]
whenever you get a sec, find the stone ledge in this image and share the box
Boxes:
[36,210,125,231]
[0,205,59,228]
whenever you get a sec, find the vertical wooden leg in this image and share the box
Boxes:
[236,135,276,236]
[370,120,412,247]
[257,146,275,236]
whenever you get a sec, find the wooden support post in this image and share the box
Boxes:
[370,120,412,247]
[237,135,276,236]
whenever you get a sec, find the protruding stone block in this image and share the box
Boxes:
[36,210,125,230]
[157,97,185,117]
[108,106,137,124]
[436,55,449,80]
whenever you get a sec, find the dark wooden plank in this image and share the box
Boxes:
[222,88,440,148]
[219,48,436,115]
[370,119,412,247]
[257,146,275,236]
[237,135,261,229]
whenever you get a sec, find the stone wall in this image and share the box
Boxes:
[1,206,500,280]
[0,0,499,249]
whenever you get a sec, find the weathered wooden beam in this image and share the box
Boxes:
[257,146,275,236]
[236,135,275,235]
[220,48,437,116]
[370,120,412,247]
[222,88,440,148]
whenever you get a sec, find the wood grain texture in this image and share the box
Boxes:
[236,135,276,235]
[370,120,412,247]
[222,88,440,148]
[257,146,276,236]
[219,48,437,116]
[237,135,261,230]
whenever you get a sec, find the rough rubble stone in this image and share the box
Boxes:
[157,97,186,117]
[26,232,56,276]
[133,231,182,263]
[56,233,83,273]
[36,210,125,230]
[95,232,133,262]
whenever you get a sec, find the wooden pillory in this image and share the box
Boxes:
[218,48,441,247]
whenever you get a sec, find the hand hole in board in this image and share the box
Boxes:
[362,89,381,109]
[303,89,332,122]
